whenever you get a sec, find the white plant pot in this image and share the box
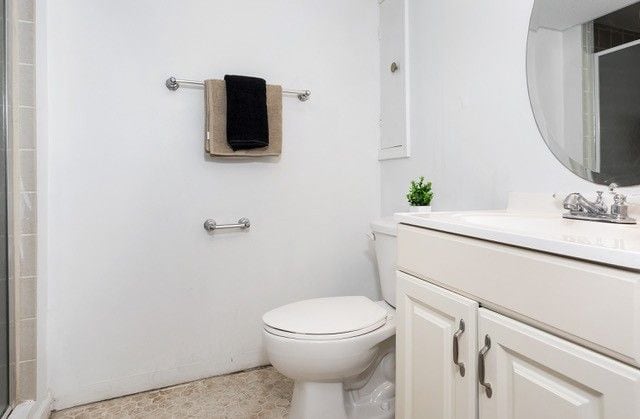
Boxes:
[409,205,431,213]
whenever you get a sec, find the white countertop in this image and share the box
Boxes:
[395,210,640,271]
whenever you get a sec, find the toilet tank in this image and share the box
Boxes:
[370,218,398,307]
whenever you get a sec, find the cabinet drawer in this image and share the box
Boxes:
[397,224,640,366]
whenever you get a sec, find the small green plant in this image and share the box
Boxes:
[406,176,433,206]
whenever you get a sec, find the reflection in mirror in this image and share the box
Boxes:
[528,0,640,185]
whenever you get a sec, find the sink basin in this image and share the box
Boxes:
[395,210,640,270]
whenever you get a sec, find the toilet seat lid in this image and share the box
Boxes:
[262,296,387,337]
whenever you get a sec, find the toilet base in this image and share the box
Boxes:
[288,380,394,419]
[289,382,348,419]
[287,348,395,419]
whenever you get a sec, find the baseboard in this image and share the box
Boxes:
[53,350,268,410]
[28,395,52,419]
[6,395,53,419]
[1,406,13,419]
[7,401,32,419]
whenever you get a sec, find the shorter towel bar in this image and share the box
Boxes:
[166,76,311,102]
[204,218,251,232]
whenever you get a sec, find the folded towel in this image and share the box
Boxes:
[223,75,269,150]
[205,80,283,157]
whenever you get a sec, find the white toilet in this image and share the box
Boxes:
[262,218,398,419]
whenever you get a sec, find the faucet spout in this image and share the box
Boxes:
[563,192,607,214]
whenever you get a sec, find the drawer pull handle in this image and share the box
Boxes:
[478,334,493,398]
[452,319,466,377]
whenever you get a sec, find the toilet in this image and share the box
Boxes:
[262,218,398,419]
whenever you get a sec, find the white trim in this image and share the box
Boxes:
[593,50,601,171]
[28,395,52,419]
[34,0,49,403]
[1,407,11,419]
[593,39,640,172]
[401,0,411,159]
[7,395,52,419]
[378,0,411,161]
[6,401,32,419]
[378,145,408,160]
[595,37,640,57]
[52,350,267,410]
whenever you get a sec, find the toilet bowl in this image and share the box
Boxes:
[262,218,398,419]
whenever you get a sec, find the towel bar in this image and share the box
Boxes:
[166,76,311,102]
[204,218,251,232]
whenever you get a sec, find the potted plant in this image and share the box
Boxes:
[406,176,433,212]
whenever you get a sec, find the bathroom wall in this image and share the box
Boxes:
[43,0,381,409]
[561,25,585,163]
[528,25,584,164]
[527,28,564,149]
[380,0,640,214]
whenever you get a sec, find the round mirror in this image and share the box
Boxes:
[528,0,640,186]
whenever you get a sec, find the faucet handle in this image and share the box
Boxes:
[608,183,629,206]
[613,192,627,204]
[611,192,629,219]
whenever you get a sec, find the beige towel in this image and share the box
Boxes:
[205,79,283,157]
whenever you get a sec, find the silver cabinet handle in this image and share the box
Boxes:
[390,62,399,73]
[478,334,493,398]
[452,319,466,377]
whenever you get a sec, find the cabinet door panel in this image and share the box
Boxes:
[478,308,640,419]
[396,272,478,419]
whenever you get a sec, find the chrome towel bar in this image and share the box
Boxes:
[165,76,311,102]
[204,218,251,232]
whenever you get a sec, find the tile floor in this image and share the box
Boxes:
[50,366,294,419]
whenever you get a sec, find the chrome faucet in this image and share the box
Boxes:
[563,191,607,214]
[562,184,636,224]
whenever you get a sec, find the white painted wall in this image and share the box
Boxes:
[44,0,381,409]
[528,28,564,149]
[380,0,640,214]
[528,25,584,164]
[562,25,585,163]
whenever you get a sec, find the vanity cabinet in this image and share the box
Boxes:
[395,224,640,419]
[396,272,640,419]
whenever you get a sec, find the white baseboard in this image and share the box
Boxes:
[7,401,32,419]
[8,394,53,419]
[28,395,52,419]
[2,406,13,419]
[53,350,268,410]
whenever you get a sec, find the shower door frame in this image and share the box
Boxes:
[593,37,640,174]
[0,0,10,415]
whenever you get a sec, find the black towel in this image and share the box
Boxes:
[224,75,269,150]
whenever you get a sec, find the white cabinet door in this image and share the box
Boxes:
[396,272,478,419]
[379,0,409,160]
[478,308,640,419]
